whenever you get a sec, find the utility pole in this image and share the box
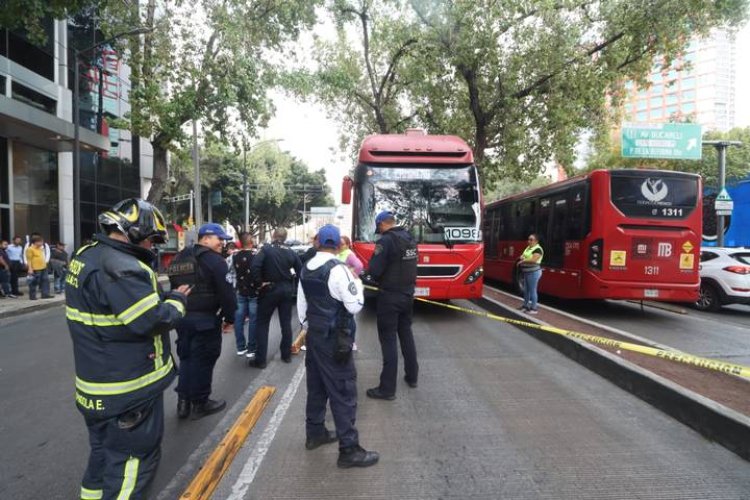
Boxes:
[703,140,742,247]
[192,118,202,227]
[244,148,249,232]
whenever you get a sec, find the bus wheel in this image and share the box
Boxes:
[514,270,525,297]
[695,282,721,312]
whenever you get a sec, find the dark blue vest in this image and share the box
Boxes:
[301,259,352,333]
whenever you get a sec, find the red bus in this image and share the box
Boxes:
[483,169,702,302]
[341,130,484,299]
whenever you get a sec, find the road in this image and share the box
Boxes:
[543,296,750,366]
[2,299,750,499]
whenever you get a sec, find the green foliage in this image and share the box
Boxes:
[166,143,331,234]
[584,126,750,189]
[92,0,322,202]
[0,0,98,43]
[293,0,748,190]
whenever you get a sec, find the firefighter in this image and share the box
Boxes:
[66,199,190,500]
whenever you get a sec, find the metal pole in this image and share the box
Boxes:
[244,148,249,232]
[73,51,81,249]
[192,118,202,227]
[717,144,727,247]
[302,186,307,240]
[189,189,194,225]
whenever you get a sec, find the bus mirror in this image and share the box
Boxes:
[342,176,353,205]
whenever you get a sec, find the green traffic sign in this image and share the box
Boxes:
[621,122,702,160]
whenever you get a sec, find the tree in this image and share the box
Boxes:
[0,0,97,42]
[166,143,331,235]
[98,0,321,203]
[286,0,420,155]
[296,1,748,188]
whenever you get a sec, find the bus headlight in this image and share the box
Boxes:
[464,266,483,284]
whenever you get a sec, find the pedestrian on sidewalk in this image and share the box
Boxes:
[298,224,378,468]
[516,234,544,314]
[0,239,14,298]
[66,198,190,500]
[26,235,52,300]
[50,241,69,294]
[6,236,25,296]
[168,223,237,420]
[232,234,260,359]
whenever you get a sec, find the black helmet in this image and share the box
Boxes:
[98,198,169,244]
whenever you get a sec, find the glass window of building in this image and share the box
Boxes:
[666,94,678,105]
[650,109,663,119]
[637,100,647,110]
[1,18,55,81]
[651,83,663,94]
[636,111,647,121]
[649,96,663,107]
[11,82,56,114]
[683,102,695,112]
[682,78,696,89]
[0,137,9,240]
[12,143,59,242]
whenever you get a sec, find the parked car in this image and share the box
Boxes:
[695,247,750,311]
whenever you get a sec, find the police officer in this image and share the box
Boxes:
[250,228,302,368]
[365,211,419,400]
[169,223,237,419]
[66,199,190,500]
[297,224,379,468]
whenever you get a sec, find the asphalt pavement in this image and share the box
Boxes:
[2,298,750,499]
[210,300,750,500]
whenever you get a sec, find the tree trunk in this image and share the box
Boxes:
[146,142,168,204]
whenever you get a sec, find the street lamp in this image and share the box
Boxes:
[72,26,152,249]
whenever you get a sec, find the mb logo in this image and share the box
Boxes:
[657,242,672,257]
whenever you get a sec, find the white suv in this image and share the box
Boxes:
[695,247,750,311]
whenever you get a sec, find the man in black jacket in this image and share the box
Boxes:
[66,198,190,500]
[169,223,237,419]
[232,233,260,360]
[250,228,302,368]
[365,211,419,401]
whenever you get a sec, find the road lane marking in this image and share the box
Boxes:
[227,361,306,500]
[179,385,276,500]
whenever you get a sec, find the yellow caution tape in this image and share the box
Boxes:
[364,285,750,379]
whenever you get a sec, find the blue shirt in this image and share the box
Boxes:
[6,244,23,262]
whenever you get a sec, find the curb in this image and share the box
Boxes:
[0,298,65,320]
[474,294,750,462]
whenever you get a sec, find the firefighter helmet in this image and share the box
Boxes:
[98,198,169,244]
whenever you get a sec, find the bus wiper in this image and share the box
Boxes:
[442,229,454,249]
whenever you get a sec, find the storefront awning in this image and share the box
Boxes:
[0,95,110,152]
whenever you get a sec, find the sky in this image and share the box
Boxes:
[263,20,750,205]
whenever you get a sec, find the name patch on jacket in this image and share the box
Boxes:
[66,259,86,288]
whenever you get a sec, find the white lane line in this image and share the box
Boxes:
[226,361,306,500]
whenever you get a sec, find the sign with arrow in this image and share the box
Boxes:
[621,122,703,160]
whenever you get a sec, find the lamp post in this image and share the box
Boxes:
[72,26,152,249]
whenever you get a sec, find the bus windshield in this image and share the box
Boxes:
[355,164,481,244]
[610,171,699,219]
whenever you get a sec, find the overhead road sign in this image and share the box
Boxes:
[621,122,703,160]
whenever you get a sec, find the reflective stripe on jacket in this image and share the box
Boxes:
[65,234,186,418]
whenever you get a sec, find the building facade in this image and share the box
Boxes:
[622,29,737,132]
[0,17,153,247]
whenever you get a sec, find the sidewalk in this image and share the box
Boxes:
[0,282,66,320]
[0,275,170,320]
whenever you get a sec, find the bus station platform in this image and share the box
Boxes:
[191,299,750,500]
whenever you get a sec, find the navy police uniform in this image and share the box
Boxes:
[169,243,236,406]
[251,241,302,365]
[367,223,419,397]
[66,234,187,500]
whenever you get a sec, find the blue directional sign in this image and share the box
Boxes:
[621,123,703,160]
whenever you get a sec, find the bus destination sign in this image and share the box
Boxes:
[621,123,702,160]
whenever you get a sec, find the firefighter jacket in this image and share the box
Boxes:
[65,234,187,419]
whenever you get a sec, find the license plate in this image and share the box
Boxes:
[414,287,430,297]
[644,289,659,298]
